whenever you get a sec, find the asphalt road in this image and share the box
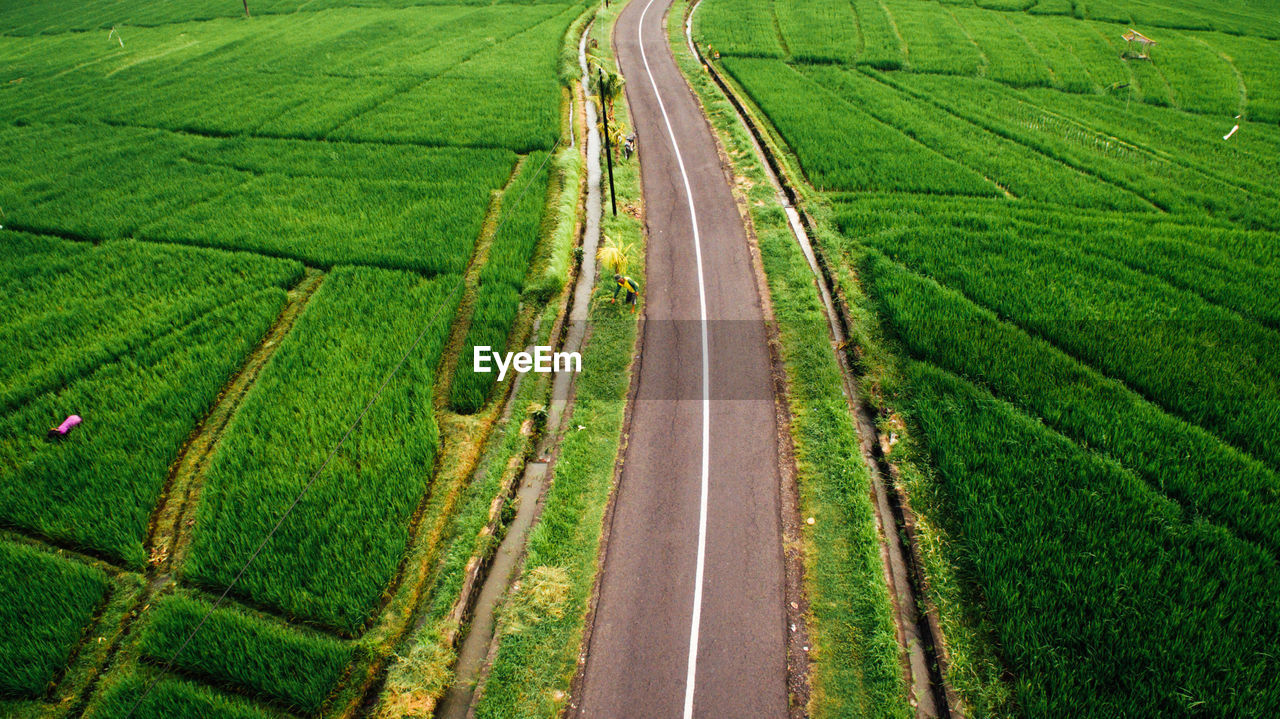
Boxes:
[574,0,789,716]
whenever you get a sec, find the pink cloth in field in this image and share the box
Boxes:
[52,415,81,435]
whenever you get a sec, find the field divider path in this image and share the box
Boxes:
[151,268,325,577]
[684,14,958,717]
[66,267,326,719]
[860,69,1171,212]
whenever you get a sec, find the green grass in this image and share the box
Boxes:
[696,0,1280,712]
[694,0,788,59]
[885,0,985,75]
[720,57,999,195]
[0,541,109,698]
[852,0,907,69]
[902,362,1280,716]
[855,217,1280,470]
[799,65,1149,209]
[449,282,524,414]
[137,594,353,714]
[862,250,1280,557]
[451,151,554,413]
[0,125,519,273]
[952,7,1053,87]
[141,171,505,274]
[879,72,1280,226]
[184,267,462,634]
[87,672,280,719]
[0,285,289,566]
[0,238,302,412]
[697,0,1280,119]
[332,8,576,152]
[776,0,860,63]
[0,124,240,242]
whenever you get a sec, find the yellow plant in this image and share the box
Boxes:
[596,235,632,275]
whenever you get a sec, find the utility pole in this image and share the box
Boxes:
[598,68,618,216]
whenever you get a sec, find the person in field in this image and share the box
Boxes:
[612,273,640,312]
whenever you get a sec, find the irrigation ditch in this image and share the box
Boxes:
[680,2,959,715]
[426,16,607,718]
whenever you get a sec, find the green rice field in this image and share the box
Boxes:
[0,0,584,715]
[695,0,1280,714]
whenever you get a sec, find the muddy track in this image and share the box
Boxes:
[686,27,959,719]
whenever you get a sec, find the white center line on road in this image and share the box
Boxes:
[633,1,711,717]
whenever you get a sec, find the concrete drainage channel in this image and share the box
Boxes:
[433,18,605,719]
[683,3,957,717]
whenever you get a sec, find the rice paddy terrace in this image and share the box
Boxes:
[694,0,1280,714]
[0,0,588,716]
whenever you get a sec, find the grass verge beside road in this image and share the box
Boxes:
[672,3,911,716]
[465,4,646,715]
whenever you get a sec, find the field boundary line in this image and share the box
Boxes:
[326,7,575,139]
[943,6,990,77]
[861,69,1170,211]
[1189,34,1248,118]
[1053,30,1105,92]
[770,63,1009,199]
[847,0,867,58]
[876,0,909,68]
[0,527,131,574]
[769,0,792,58]
[432,155,528,409]
[78,116,544,152]
[870,250,1280,475]
[0,2,509,40]
[1000,12,1057,86]
[0,531,127,577]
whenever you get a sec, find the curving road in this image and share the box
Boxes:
[573,0,789,716]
